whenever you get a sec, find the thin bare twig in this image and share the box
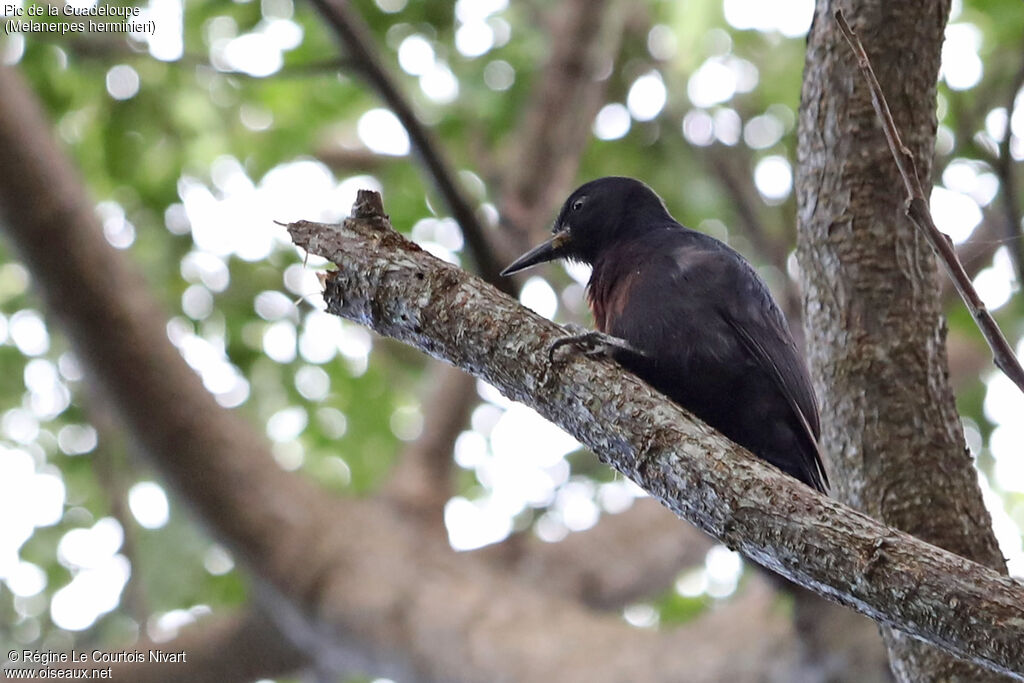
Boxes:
[835,9,1024,395]
[307,0,510,293]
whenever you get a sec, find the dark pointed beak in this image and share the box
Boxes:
[500,229,571,276]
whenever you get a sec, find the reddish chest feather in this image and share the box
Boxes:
[587,267,641,333]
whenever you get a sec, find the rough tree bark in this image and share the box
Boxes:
[0,63,809,683]
[2,1,1015,679]
[796,2,1011,680]
[318,1,888,675]
[288,196,1024,678]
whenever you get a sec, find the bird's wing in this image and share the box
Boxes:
[598,230,828,491]
[714,255,828,491]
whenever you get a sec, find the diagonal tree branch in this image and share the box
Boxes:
[0,63,807,683]
[289,192,1024,679]
[307,0,509,292]
[693,114,887,677]
[835,9,1024,396]
[807,8,1011,679]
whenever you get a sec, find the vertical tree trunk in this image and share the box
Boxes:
[796,1,1011,680]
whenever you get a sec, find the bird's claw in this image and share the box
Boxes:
[547,325,642,364]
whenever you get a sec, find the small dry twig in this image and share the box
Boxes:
[834,9,1024,395]
[307,0,510,293]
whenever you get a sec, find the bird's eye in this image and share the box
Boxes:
[572,197,586,211]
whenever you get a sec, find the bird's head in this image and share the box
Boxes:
[501,176,671,275]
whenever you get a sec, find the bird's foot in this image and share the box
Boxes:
[548,324,642,363]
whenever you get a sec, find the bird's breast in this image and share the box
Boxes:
[587,267,642,333]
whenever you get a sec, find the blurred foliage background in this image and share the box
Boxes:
[0,0,1023,676]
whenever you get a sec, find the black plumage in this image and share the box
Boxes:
[502,176,828,492]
